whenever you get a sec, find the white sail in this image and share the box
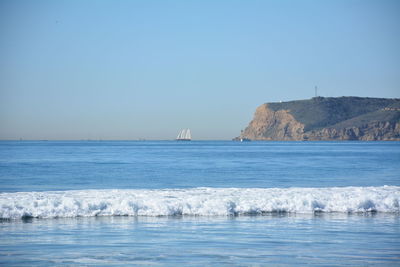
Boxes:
[176,128,191,140]
[185,129,191,140]
[177,129,185,139]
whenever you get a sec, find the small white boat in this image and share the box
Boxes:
[176,129,191,141]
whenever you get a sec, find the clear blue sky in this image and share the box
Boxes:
[1,0,399,140]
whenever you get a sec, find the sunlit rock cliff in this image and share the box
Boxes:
[236,97,400,141]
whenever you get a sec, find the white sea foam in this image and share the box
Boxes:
[1,186,399,219]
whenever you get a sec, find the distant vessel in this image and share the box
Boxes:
[176,129,191,141]
[240,138,251,142]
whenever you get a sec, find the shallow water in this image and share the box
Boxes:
[0,141,399,265]
[1,215,399,266]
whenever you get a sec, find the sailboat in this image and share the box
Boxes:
[176,129,191,141]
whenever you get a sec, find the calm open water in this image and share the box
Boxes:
[1,141,399,266]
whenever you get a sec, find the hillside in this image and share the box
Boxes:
[236,97,400,141]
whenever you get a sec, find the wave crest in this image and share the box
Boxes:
[1,186,399,219]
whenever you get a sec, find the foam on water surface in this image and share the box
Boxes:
[1,186,399,219]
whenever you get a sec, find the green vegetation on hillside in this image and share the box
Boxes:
[267,97,400,131]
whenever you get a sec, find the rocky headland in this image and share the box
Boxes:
[235,97,400,141]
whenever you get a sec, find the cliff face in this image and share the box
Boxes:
[241,104,305,140]
[238,97,400,141]
[303,121,400,141]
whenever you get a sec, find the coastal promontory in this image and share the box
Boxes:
[236,97,400,141]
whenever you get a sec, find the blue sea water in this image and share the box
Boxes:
[0,141,399,266]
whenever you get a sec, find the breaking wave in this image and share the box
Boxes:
[1,186,399,219]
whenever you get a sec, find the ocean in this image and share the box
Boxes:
[0,141,399,266]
